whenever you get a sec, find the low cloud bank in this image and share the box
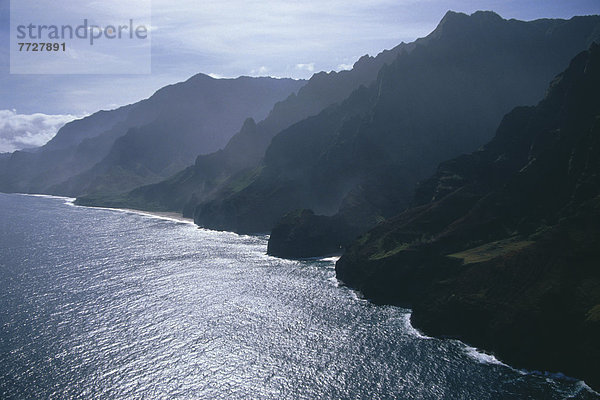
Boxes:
[0,109,80,153]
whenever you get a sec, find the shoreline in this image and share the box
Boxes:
[7,192,599,394]
[119,209,195,224]
[78,203,196,226]
[13,192,196,225]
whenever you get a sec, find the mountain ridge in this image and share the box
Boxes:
[76,38,409,212]
[0,74,304,196]
[193,11,600,258]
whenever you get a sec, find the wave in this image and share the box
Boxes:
[17,193,76,203]
[401,312,433,340]
[463,345,507,367]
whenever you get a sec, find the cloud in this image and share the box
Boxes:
[337,63,354,71]
[295,63,315,72]
[207,72,227,79]
[0,109,80,153]
[250,66,269,76]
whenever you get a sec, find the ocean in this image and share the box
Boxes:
[0,193,597,399]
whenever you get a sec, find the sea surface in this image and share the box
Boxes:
[0,193,598,399]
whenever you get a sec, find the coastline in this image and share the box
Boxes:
[14,193,196,225]
[79,203,197,226]
[3,191,598,396]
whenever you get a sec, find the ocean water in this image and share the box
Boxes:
[0,193,597,399]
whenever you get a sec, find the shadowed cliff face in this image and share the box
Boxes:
[0,75,304,196]
[191,12,600,246]
[336,44,600,390]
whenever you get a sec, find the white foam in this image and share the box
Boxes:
[346,288,369,303]
[17,193,76,202]
[576,380,600,397]
[73,203,197,226]
[327,275,341,287]
[401,312,433,339]
[120,209,196,225]
[463,345,507,366]
[464,348,599,395]
[516,369,599,395]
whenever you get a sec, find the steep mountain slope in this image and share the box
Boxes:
[77,40,408,211]
[264,12,600,257]
[190,12,600,252]
[42,107,131,151]
[0,75,303,196]
[336,44,600,389]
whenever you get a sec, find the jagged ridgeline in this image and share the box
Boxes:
[74,11,600,243]
[76,39,407,211]
[336,43,600,389]
[192,11,600,255]
[0,75,305,196]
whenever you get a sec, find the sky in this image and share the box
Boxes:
[1,0,600,153]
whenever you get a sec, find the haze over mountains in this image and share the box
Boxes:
[198,11,600,253]
[75,12,600,243]
[0,75,303,195]
[76,39,407,213]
